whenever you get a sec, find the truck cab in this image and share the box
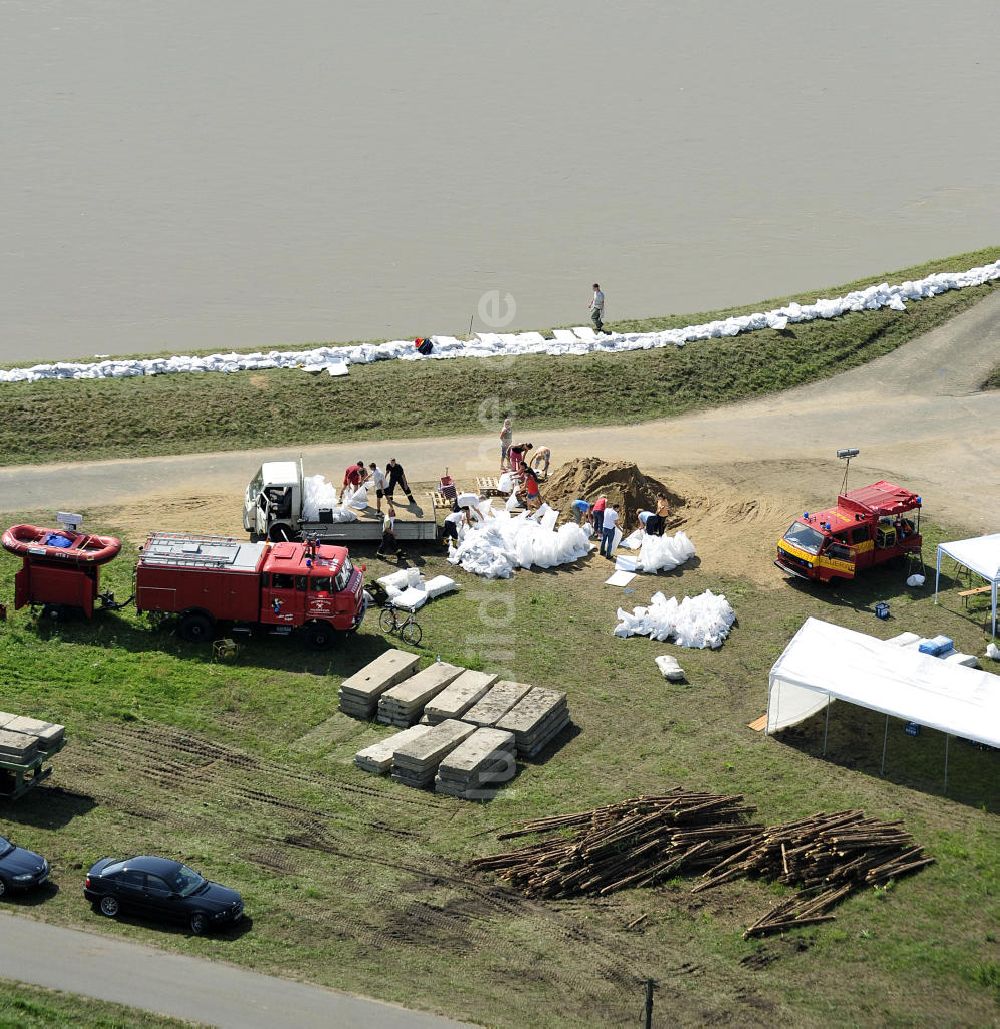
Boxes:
[244,460,302,542]
[775,481,922,584]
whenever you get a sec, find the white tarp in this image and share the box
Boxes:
[3,259,999,384]
[934,534,1000,637]
[766,617,1000,748]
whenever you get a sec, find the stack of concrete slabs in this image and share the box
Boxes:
[435,727,517,799]
[462,681,533,727]
[424,671,498,724]
[339,649,420,719]
[496,687,570,757]
[354,724,433,775]
[377,662,464,727]
[391,719,476,788]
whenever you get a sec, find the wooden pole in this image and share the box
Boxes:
[880,714,890,776]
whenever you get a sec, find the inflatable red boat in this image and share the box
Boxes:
[1,524,122,565]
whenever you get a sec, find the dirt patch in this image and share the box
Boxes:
[543,457,684,527]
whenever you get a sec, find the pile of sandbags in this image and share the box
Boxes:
[301,474,360,522]
[614,589,736,649]
[377,662,464,727]
[424,671,499,724]
[354,724,432,774]
[391,719,476,789]
[435,728,517,798]
[496,687,570,757]
[339,649,420,719]
[377,568,459,612]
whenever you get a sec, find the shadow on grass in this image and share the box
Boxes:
[2,785,97,830]
[775,704,999,813]
[87,910,255,942]
[2,881,60,908]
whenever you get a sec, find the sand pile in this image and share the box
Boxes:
[543,458,683,526]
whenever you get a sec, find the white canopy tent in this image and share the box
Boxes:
[934,534,1000,637]
[767,618,1000,785]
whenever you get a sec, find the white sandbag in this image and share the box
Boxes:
[637,531,697,574]
[505,493,520,512]
[906,573,925,587]
[540,508,559,532]
[378,568,421,591]
[615,555,640,572]
[348,485,369,509]
[392,587,428,611]
[614,589,735,649]
[301,474,339,521]
[986,643,1000,661]
[620,529,644,550]
[457,492,480,508]
[655,655,686,681]
[498,473,515,493]
[424,574,459,598]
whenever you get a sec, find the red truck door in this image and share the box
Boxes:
[260,572,306,627]
[14,564,29,610]
[849,523,876,570]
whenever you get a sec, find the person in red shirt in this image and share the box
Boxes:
[343,461,365,489]
[591,496,607,536]
[521,467,541,510]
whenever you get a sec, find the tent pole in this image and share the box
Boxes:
[933,547,941,605]
[944,734,950,795]
[823,694,831,756]
[880,714,889,776]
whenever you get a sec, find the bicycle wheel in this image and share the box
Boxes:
[400,619,422,647]
[378,607,397,634]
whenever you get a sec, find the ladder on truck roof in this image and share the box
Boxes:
[141,532,264,570]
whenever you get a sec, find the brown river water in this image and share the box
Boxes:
[1,0,998,361]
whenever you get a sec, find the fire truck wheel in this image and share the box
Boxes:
[178,612,213,643]
[304,622,336,650]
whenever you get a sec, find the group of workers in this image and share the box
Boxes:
[571,493,672,559]
[341,458,417,560]
[500,419,554,512]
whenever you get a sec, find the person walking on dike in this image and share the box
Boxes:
[343,460,365,490]
[600,502,619,559]
[385,458,415,504]
[499,417,513,472]
[589,282,606,333]
[377,504,400,560]
[591,495,607,537]
[366,462,388,513]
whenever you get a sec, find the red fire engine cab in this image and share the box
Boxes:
[135,532,365,648]
[775,481,922,584]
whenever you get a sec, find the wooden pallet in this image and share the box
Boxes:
[477,476,505,497]
[427,491,453,511]
[746,714,768,732]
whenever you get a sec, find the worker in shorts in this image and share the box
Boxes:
[499,417,513,471]
[529,446,551,479]
[442,505,471,546]
[366,462,388,513]
[508,442,533,475]
[571,498,591,526]
[376,504,401,560]
[343,460,365,490]
[521,467,541,510]
[384,458,415,504]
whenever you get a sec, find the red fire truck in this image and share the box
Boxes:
[134,533,365,647]
[2,524,365,649]
[775,480,922,584]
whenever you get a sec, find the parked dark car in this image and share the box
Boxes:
[84,855,244,935]
[0,834,50,896]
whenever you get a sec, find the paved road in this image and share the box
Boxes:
[2,290,998,533]
[0,911,469,1028]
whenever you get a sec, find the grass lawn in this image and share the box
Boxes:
[0,505,997,1027]
[0,246,997,467]
[0,978,191,1028]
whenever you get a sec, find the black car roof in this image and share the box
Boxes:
[124,855,183,877]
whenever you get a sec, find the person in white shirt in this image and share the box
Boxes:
[366,463,388,513]
[377,504,400,560]
[442,505,471,546]
[599,503,619,558]
[589,282,606,333]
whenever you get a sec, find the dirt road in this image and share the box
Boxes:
[1,290,997,535]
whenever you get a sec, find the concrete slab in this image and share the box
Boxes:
[340,650,420,704]
[437,727,515,777]
[463,681,532,727]
[424,671,499,723]
[0,729,39,763]
[355,725,434,774]
[2,716,64,749]
[392,719,476,779]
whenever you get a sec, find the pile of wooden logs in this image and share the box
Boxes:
[470,793,933,937]
[693,808,934,938]
[469,789,762,899]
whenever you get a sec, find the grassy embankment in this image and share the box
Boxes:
[0,246,998,465]
[0,978,190,1028]
[0,504,997,1027]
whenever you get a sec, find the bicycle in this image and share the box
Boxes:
[378,603,423,646]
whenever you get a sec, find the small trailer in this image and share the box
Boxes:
[243,459,438,544]
[0,716,66,801]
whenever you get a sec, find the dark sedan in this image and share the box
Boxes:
[84,855,244,935]
[0,834,50,896]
